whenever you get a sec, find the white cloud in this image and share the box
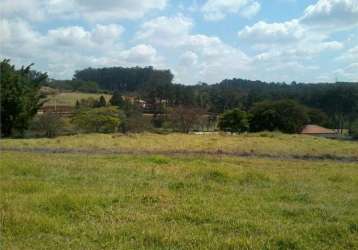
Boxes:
[0,19,43,59]
[237,18,344,56]
[0,0,167,22]
[71,0,167,21]
[238,0,358,48]
[241,1,261,19]
[136,16,193,47]
[136,15,252,83]
[336,45,358,62]
[235,0,355,82]
[301,0,358,30]
[179,51,198,66]
[0,0,46,21]
[0,18,164,79]
[334,62,358,81]
[120,44,164,66]
[201,0,260,21]
[45,24,124,54]
[1,1,357,83]
[238,20,305,44]
[92,24,124,44]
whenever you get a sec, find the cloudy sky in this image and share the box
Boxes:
[1,0,357,84]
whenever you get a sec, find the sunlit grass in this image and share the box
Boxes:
[2,132,358,158]
[1,152,357,249]
[43,92,111,107]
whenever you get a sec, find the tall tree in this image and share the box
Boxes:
[250,100,309,133]
[1,59,47,137]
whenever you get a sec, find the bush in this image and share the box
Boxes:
[306,108,329,126]
[120,110,149,133]
[35,112,65,138]
[72,106,120,133]
[250,100,309,133]
[109,91,125,107]
[218,108,249,133]
[118,100,149,133]
[168,106,205,133]
[350,120,358,139]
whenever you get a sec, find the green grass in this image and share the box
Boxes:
[1,133,358,249]
[2,132,358,158]
[1,151,358,249]
[44,92,111,107]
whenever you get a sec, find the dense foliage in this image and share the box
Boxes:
[350,120,358,139]
[168,106,205,133]
[72,106,120,133]
[218,108,249,133]
[1,60,47,137]
[249,100,309,133]
[3,60,358,137]
[109,91,125,107]
[74,66,173,93]
[32,112,64,138]
[70,66,358,130]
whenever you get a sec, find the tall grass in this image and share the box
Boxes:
[44,92,111,107]
[2,132,358,158]
[1,152,358,249]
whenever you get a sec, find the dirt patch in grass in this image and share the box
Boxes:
[2,146,358,163]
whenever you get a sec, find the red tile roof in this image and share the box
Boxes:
[301,124,337,134]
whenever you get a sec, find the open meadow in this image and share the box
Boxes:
[1,133,358,249]
[43,92,112,107]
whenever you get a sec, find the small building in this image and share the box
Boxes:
[301,124,338,138]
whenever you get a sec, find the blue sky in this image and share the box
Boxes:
[1,0,357,84]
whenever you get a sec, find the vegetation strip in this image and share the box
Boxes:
[2,146,357,163]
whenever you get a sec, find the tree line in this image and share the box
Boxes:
[2,59,358,138]
[69,66,358,130]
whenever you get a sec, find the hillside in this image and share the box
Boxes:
[43,92,111,107]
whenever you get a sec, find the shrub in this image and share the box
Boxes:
[119,101,149,133]
[350,120,358,139]
[109,91,125,107]
[218,108,249,133]
[72,106,120,133]
[168,106,205,133]
[34,112,65,138]
[94,95,107,108]
[306,108,329,126]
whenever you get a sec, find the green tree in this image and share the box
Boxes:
[306,108,329,126]
[168,106,205,133]
[119,100,148,133]
[218,108,249,133]
[109,91,125,107]
[72,106,120,133]
[320,86,358,133]
[33,112,64,138]
[250,100,309,133]
[1,59,47,137]
[350,120,358,139]
[98,95,107,107]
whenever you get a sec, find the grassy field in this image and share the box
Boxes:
[43,92,112,107]
[1,133,358,249]
[2,132,358,159]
